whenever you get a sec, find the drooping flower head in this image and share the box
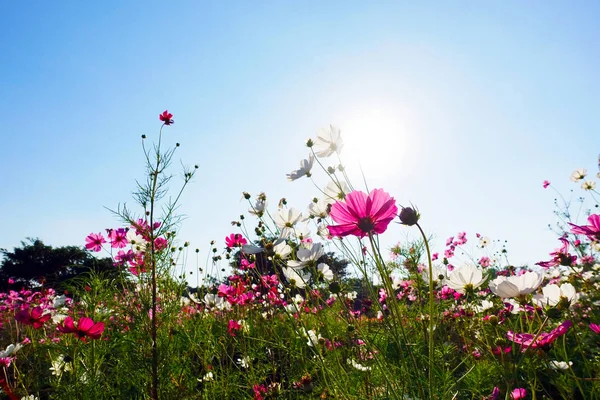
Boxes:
[328,188,398,238]
[159,110,174,125]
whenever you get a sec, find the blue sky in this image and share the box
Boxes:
[1,1,599,281]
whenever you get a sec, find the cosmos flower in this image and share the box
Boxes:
[15,306,51,329]
[328,188,398,238]
[536,238,577,268]
[159,110,174,125]
[323,181,350,204]
[57,316,105,342]
[532,283,578,308]
[287,155,314,181]
[85,232,106,252]
[488,271,543,298]
[287,243,325,270]
[570,168,586,182]
[569,214,600,242]
[225,233,248,248]
[444,265,487,294]
[312,125,344,157]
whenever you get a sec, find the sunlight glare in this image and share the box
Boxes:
[340,109,406,179]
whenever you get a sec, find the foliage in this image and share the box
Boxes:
[0,239,115,291]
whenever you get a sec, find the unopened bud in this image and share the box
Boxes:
[398,206,420,226]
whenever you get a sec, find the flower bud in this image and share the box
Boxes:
[328,281,341,294]
[398,206,420,226]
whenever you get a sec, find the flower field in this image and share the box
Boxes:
[1,112,599,400]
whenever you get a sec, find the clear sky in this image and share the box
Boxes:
[1,1,599,280]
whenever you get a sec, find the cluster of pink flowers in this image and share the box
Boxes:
[85,219,169,276]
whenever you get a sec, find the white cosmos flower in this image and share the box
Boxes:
[505,298,525,314]
[287,243,325,269]
[445,265,487,294]
[304,329,322,347]
[203,293,231,311]
[488,271,543,298]
[308,198,330,218]
[0,343,22,358]
[313,125,344,157]
[249,193,267,217]
[274,208,303,231]
[274,241,292,259]
[347,358,371,371]
[237,356,251,368]
[582,180,596,191]
[421,265,448,287]
[549,360,572,370]
[317,263,334,281]
[21,395,38,400]
[199,372,214,382]
[570,168,587,182]
[126,230,148,252]
[324,181,350,204]
[317,225,331,239]
[532,283,579,307]
[287,154,314,181]
[479,236,490,248]
[52,295,67,308]
[473,299,494,313]
[283,267,311,288]
[49,354,72,377]
[292,223,311,241]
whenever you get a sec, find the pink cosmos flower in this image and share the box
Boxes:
[507,320,572,351]
[543,180,550,189]
[107,228,128,248]
[589,323,600,334]
[57,316,105,342]
[225,233,248,248]
[511,388,527,399]
[569,214,600,242]
[15,306,51,329]
[536,237,577,268]
[154,237,168,251]
[159,110,174,125]
[228,319,241,336]
[327,188,398,238]
[478,256,491,267]
[85,232,106,252]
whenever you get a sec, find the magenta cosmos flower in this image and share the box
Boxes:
[327,188,398,238]
[85,232,106,252]
[569,214,600,242]
[159,110,174,125]
[58,316,105,342]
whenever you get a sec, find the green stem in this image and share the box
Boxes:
[416,223,435,399]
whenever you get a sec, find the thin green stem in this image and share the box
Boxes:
[416,223,435,399]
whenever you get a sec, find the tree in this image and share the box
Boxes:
[0,238,117,291]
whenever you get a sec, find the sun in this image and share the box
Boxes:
[339,109,407,179]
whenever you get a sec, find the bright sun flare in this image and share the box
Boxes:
[340,109,406,179]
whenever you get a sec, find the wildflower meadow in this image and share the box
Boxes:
[1,111,600,400]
